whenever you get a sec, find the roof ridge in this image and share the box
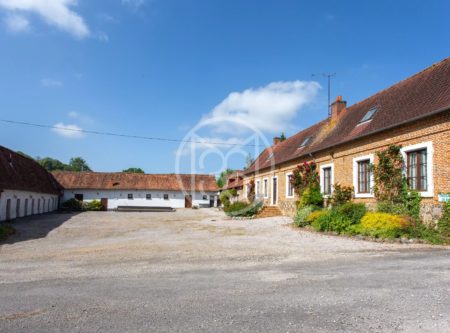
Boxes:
[52,170,215,177]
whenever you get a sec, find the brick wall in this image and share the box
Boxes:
[245,111,450,220]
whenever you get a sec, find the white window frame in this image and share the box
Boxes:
[256,180,261,199]
[263,178,269,198]
[353,154,375,198]
[320,163,334,197]
[401,141,433,197]
[271,176,278,205]
[285,172,294,198]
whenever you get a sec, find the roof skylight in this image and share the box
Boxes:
[299,136,312,148]
[266,152,274,161]
[359,106,378,123]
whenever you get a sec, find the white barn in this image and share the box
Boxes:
[53,171,219,210]
[0,146,61,222]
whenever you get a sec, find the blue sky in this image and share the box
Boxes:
[0,0,449,175]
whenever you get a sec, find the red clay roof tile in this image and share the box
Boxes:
[246,58,450,174]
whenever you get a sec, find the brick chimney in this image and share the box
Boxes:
[273,137,281,146]
[330,96,347,122]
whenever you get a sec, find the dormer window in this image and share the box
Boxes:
[299,136,312,148]
[359,107,378,124]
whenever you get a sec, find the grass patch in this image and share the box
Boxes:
[0,224,16,241]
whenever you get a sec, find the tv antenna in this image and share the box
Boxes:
[312,72,336,117]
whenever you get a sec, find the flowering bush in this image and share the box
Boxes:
[306,210,327,224]
[358,212,409,238]
[329,184,354,206]
[290,161,319,196]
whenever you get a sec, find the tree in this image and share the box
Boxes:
[279,132,287,141]
[68,157,91,172]
[123,167,145,174]
[217,168,234,188]
[244,153,254,169]
[37,157,69,171]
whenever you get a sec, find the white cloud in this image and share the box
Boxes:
[0,0,90,38]
[52,122,84,138]
[3,13,29,32]
[201,81,321,134]
[41,78,62,87]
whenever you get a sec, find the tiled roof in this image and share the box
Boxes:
[53,171,219,192]
[222,179,244,190]
[0,146,61,194]
[246,57,450,174]
[222,170,244,190]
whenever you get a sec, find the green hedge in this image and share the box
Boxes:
[311,203,366,234]
[0,224,15,241]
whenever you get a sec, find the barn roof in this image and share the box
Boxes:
[53,171,219,192]
[246,57,450,174]
[0,146,61,194]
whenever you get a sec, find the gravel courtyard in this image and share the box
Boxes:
[0,209,449,332]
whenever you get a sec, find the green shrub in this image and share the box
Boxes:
[377,202,409,216]
[311,210,334,232]
[83,200,103,211]
[225,201,262,217]
[61,198,82,211]
[0,224,15,240]
[299,185,323,208]
[438,200,450,238]
[359,212,409,238]
[294,206,314,227]
[336,203,367,225]
[329,184,354,206]
[306,210,327,224]
[219,189,237,209]
[311,203,366,234]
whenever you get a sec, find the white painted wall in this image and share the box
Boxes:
[0,189,59,222]
[61,189,218,209]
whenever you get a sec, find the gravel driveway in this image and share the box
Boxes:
[0,209,449,332]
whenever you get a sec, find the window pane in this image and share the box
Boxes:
[357,160,370,193]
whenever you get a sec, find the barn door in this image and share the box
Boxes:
[185,195,192,208]
[101,198,108,211]
[6,199,11,221]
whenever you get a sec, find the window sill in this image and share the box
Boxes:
[354,193,374,198]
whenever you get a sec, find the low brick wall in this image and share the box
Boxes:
[278,200,297,217]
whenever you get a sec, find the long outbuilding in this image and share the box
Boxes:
[53,171,219,210]
[0,146,61,222]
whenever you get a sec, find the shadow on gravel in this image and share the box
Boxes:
[0,212,79,245]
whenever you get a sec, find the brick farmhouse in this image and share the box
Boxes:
[243,58,450,222]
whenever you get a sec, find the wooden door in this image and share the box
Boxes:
[272,177,278,205]
[101,198,108,211]
[185,195,192,208]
